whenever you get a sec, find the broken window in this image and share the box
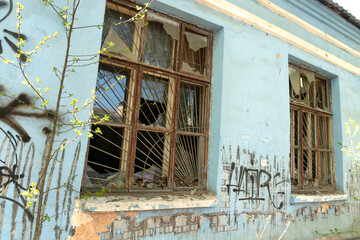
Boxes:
[82,1,213,193]
[181,30,209,76]
[289,64,334,192]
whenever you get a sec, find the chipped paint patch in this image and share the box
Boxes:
[124,211,138,220]
[321,203,329,212]
[70,200,93,228]
[68,200,117,240]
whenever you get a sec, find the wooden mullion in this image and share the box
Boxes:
[178,23,185,75]
[137,126,172,133]
[329,116,335,187]
[306,112,312,176]
[80,134,92,191]
[127,66,143,190]
[299,109,304,189]
[203,85,210,190]
[316,114,322,189]
[184,24,212,36]
[168,78,180,189]
[290,102,332,116]
[179,24,212,82]
[328,77,333,113]
[139,11,147,62]
[107,0,138,14]
[101,54,211,84]
[205,28,213,79]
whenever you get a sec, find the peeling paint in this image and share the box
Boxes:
[68,206,117,240]
[70,200,94,228]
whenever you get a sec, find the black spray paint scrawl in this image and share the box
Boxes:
[0,85,54,143]
[0,127,33,221]
[0,0,27,62]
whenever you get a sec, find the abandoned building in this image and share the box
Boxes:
[0,0,360,239]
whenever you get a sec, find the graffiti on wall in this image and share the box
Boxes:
[220,146,289,211]
[0,86,54,222]
[0,86,82,239]
[226,162,286,209]
[0,129,82,239]
[0,127,33,221]
[0,0,27,62]
[0,86,54,142]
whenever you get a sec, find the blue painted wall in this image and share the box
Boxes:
[1,0,359,239]
[0,0,105,239]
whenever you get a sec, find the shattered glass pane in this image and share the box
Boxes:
[293,109,299,146]
[94,67,131,124]
[316,79,328,111]
[289,67,316,107]
[289,66,300,101]
[143,13,179,70]
[290,148,299,187]
[303,150,318,188]
[85,125,127,189]
[182,31,208,75]
[178,83,205,133]
[302,112,317,148]
[299,74,310,105]
[174,135,205,188]
[319,116,330,149]
[133,130,170,188]
[321,152,332,186]
[84,65,135,190]
[139,74,170,128]
[101,8,141,60]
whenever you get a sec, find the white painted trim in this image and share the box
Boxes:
[289,0,360,44]
[193,0,360,77]
[255,0,360,59]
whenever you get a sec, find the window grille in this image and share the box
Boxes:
[289,64,335,192]
[82,1,213,193]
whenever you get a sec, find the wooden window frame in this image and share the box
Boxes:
[289,64,336,193]
[82,0,213,194]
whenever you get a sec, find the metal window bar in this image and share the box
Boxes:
[82,1,213,193]
[290,86,334,191]
[290,104,334,190]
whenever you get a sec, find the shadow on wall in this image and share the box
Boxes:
[0,85,82,239]
[0,0,27,61]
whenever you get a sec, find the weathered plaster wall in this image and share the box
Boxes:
[1,0,360,239]
[0,0,105,239]
[70,0,360,239]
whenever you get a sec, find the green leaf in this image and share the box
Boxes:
[95,127,102,134]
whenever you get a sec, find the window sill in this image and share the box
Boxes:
[290,193,348,204]
[80,192,218,212]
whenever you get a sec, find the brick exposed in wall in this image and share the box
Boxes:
[69,147,360,239]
